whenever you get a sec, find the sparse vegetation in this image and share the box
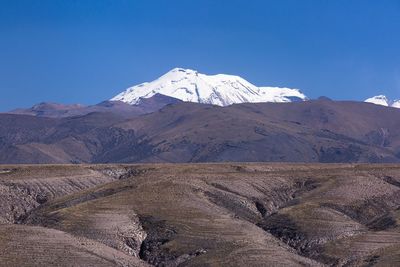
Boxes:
[0,163,399,266]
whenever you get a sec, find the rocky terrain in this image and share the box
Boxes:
[0,163,399,266]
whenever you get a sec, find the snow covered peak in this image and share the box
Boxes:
[258,87,306,103]
[111,68,307,106]
[364,95,400,108]
[391,100,400,108]
[365,95,389,106]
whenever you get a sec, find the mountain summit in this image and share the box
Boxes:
[111,68,307,106]
[365,95,400,108]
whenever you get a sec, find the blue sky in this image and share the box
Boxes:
[1,0,400,111]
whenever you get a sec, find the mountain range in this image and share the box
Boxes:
[3,68,400,164]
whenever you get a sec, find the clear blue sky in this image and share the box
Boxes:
[1,0,400,111]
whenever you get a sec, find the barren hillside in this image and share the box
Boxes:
[0,164,399,266]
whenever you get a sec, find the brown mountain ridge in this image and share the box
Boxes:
[1,98,400,164]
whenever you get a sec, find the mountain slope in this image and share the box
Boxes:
[2,100,400,163]
[10,102,85,117]
[8,94,181,118]
[111,68,307,106]
[114,100,400,163]
[2,164,399,266]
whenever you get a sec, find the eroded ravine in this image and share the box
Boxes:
[0,165,152,266]
[1,164,400,266]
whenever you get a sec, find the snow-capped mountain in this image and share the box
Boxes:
[365,95,400,108]
[111,68,307,106]
[365,95,390,106]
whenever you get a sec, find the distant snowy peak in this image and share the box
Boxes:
[111,68,307,106]
[365,95,400,108]
[365,95,390,106]
[392,100,400,108]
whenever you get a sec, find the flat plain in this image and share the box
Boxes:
[0,163,399,266]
